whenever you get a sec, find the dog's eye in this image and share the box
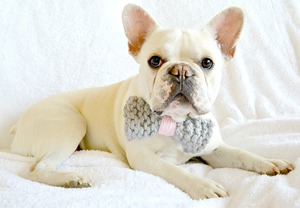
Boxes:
[201,58,214,70]
[148,56,163,68]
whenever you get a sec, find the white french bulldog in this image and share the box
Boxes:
[9,4,294,199]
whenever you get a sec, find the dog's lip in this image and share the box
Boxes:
[172,93,192,106]
[156,93,193,112]
[174,93,209,115]
[171,94,191,107]
[167,92,188,103]
[154,111,163,115]
[157,92,209,116]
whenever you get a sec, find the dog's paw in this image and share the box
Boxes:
[187,178,228,199]
[62,173,91,188]
[259,159,294,176]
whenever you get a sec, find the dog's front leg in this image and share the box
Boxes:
[201,144,294,175]
[126,143,228,199]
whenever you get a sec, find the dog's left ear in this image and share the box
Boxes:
[122,4,158,57]
[207,7,244,59]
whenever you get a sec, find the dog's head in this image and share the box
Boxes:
[122,4,244,121]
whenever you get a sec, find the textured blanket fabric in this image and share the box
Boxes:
[0,0,299,207]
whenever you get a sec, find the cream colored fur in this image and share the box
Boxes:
[10,4,294,199]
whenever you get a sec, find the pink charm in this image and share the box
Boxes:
[158,116,177,136]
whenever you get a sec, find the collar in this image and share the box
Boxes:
[123,96,214,154]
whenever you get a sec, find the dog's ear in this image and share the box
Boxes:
[207,7,244,59]
[122,4,158,57]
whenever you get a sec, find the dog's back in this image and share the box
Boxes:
[9,78,133,187]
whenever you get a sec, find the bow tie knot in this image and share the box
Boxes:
[123,96,214,154]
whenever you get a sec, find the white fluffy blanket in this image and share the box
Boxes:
[0,0,300,207]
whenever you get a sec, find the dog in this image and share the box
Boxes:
[9,4,294,199]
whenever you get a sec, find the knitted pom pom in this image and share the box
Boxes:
[123,96,161,140]
[123,96,214,154]
[174,117,214,153]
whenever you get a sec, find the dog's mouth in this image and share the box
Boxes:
[173,93,190,105]
[154,92,204,118]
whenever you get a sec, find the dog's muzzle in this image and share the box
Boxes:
[162,63,204,113]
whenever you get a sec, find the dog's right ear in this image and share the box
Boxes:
[122,4,158,57]
[206,7,244,60]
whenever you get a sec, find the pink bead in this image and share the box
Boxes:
[158,116,177,136]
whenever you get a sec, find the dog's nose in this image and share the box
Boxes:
[169,64,194,81]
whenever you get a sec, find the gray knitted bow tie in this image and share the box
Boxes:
[124,96,214,154]
[123,96,214,154]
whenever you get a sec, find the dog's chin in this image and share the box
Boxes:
[160,94,206,122]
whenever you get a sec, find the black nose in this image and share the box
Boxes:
[169,64,194,82]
